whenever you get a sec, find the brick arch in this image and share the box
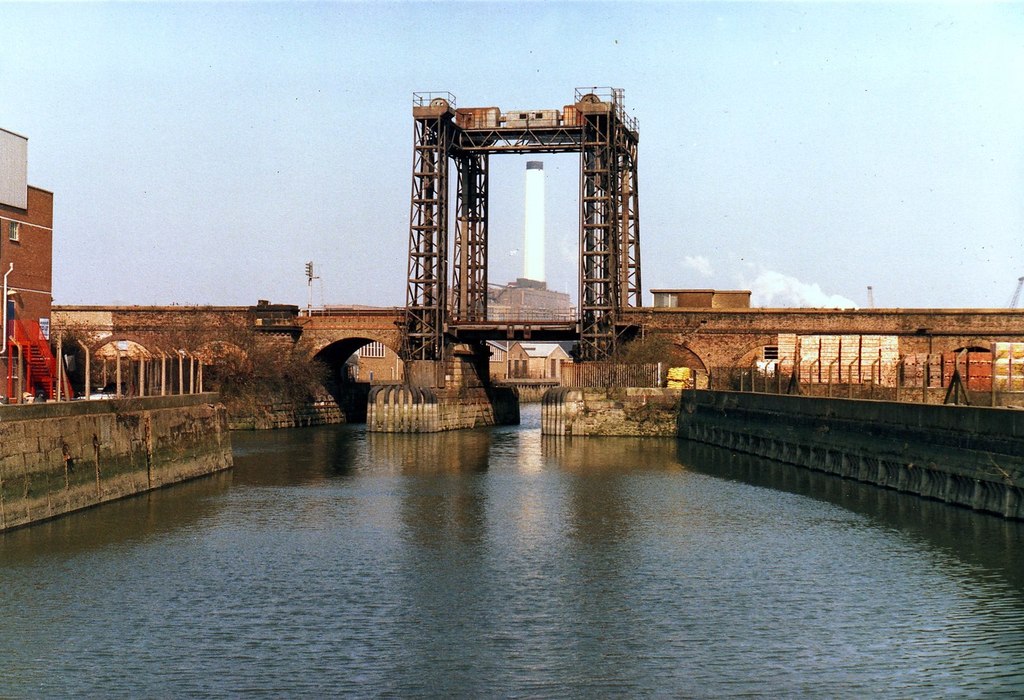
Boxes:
[86,334,247,362]
[732,338,785,368]
[77,335,185,397]
[299,328,404,361]
[931,338,994,355]
[671,346,708,373]
[87,334,161,358]
[301,332,405,386]
[312,336,401,370]
[682,333,779,371]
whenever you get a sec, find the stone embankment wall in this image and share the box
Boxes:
[227,384,374,430]
[228,398,344,430]
[679,391,1024,520]
[541,387,681,436]
[367,386,519,433]
[0,394,232,532]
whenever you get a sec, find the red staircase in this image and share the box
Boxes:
[7,320,74,402]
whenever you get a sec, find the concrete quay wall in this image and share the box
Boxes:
[678,391,1024,520]
[0,394,233,532]
[540,387,1024,519]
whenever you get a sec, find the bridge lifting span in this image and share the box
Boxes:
[405,88,641,363]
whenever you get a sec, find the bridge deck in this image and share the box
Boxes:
[447,320,579,343]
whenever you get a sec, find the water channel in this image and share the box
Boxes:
[2,405,1023,697]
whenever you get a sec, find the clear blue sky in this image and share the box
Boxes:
[3,2,1022,309]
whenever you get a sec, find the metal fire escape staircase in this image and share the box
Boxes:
[7,319,73,401]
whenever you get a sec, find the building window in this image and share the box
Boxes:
[763,345,779,361]
[8,221,19,242]
[358,341,386,358]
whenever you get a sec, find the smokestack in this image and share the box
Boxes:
[524,160,545,283]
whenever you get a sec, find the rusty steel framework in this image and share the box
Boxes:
[404,88,641,361]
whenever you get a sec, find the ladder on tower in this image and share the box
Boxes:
[7,319,74,402]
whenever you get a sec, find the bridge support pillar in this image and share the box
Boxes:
[368,343,518,432]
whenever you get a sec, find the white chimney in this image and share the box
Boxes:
[523,160,545,282]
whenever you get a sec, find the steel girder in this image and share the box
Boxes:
[452,154,488,322]
[405,110,452,361]
[453,127,583,154]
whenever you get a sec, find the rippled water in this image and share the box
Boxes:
[2,405,1023,697]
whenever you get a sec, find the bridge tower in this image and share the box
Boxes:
[405,96,454,363]
[577,89,642,358]
[404,88,641,366]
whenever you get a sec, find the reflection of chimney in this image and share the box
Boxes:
[524,160,545,283]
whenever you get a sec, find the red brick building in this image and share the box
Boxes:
[1,128,55,399]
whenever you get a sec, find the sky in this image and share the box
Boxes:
[2,2,1022,310]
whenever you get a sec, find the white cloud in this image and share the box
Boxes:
[682,255,714,278]
[748,269,858,308]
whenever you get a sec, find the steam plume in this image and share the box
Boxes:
[749,269,857,308]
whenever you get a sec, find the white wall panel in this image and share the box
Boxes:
[0,128,28,209]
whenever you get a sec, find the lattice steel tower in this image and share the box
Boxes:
[404,88,641,363]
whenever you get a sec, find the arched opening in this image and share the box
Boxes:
[674,347,708,374]
[314,337,404,422]
[89,339,154,397]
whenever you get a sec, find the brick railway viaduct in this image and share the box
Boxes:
[53,303,1024,379]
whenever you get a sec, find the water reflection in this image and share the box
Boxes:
[544,435,687,546]
[230,425,366,485]
[676,439,1024,592]
[1,409,1023,697]
[0,470,233,565]
[383,431,491,547]
[367,430,491,475]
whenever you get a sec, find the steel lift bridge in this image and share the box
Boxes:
[404,88,641,363]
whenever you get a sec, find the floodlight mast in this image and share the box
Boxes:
[305,261,318,314]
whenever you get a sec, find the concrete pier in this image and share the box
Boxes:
[366,347,519,433]
[367,384,518,433]
[541,387,680,436]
